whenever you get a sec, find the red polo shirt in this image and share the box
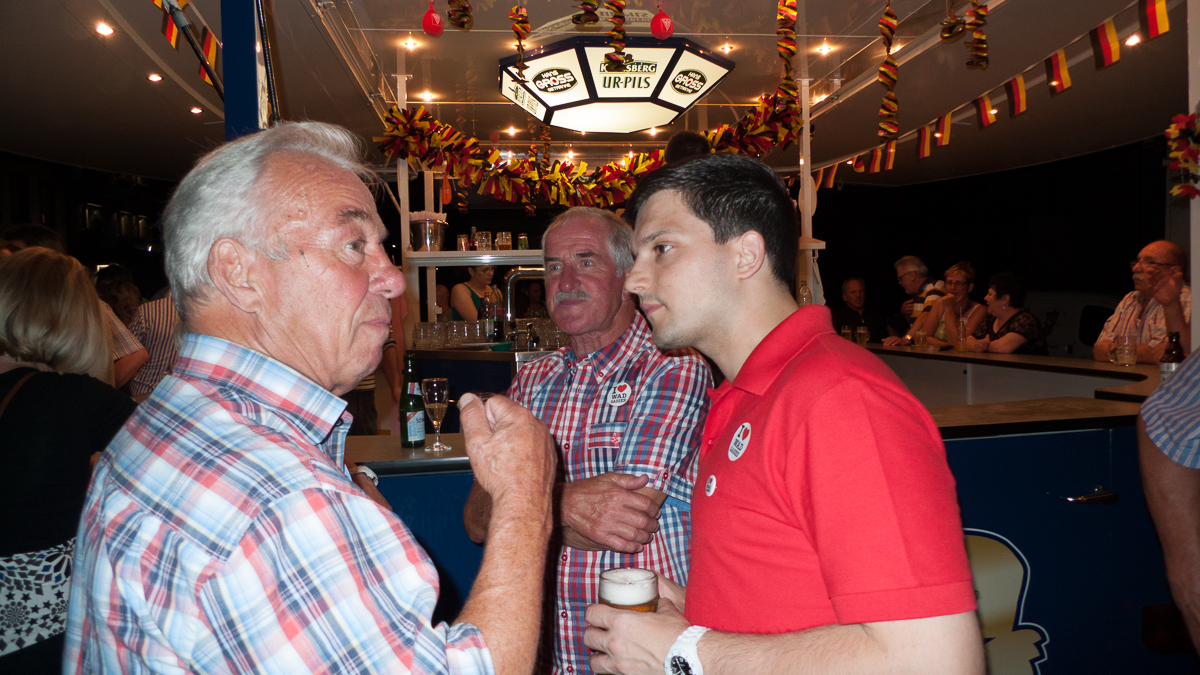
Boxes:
[685,306,976,633]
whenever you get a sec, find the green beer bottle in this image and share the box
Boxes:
[400,353,426,448]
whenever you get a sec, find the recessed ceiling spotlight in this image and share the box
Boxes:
[421,91,434,101]
[816,39,832,56]
[720,43,733,54]
[649,127,658,136]
[1049,80,1060,87]
[988,108,998,115]
[403,37,418,50]
[506,126,517,136]
[96,22,114,36]
[190,107,203,114]
[1125,33,1141,46]
[147,73,163,82]
[933,132,943,138]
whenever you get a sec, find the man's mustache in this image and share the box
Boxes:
[553,290,591,302]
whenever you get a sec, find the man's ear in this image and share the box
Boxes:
[207,238,264,314]
[733,230,768,281]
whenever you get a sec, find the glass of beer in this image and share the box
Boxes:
[599,567,658,612]
[840,325,852,341]
[855,326,869,347]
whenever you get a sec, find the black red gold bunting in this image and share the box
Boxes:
[1090,19,1120,68]
[936,113,952,146]
[776,0,797,84]
[572,0,599,25]
[964,1,988,69]
[876,1,899,141]
[1006,75,1026,116]
[917,125,933,158]
[1045,49,1072,93]
[604,0,631,71]
[820,163,837,188]
[1166,113,1200,199]
[510,6,530,82]
[940,1,965,41]
[161,8,179,50]
[1140,0,1169,38]
[199,27,218,85]
[974,95,996,128]
[868,148,883,173]
[448,0,473,31]
[852,155,866,173]
[885,140,897,170]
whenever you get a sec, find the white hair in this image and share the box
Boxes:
[542,207,634,276]
[163,122,375,324]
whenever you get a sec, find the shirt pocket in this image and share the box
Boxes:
[585,422,625,454]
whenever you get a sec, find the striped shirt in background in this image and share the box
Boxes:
[911,279,947,322]
[100,300,143,360]
[1142,349,1200,468]
[128,296,181,396]
[508,313,710,675]
[65,334,492,674]
[1098,286,1192,348]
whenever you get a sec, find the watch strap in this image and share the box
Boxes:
[350,465,379,486]
[665,625,709,675]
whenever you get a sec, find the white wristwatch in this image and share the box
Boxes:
[665,626,709,675]
[349,464,379,486]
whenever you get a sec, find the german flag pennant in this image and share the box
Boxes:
[1140,0,1169,39]
[936,113,952,146]
[161,9,179,50]
[1045,49,1072,93]
[822,163,838,188]
[1090,19,1120,68]
[884,140,896,170]
[868,148,883,173]
[917,125,933,159]
[199,27,218,85]
[975,95,996,127]
[1006,75,1027,116]
[852,155,866,173]
[814,167,825,190]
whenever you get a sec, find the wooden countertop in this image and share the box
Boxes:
[868,344,1160,402]
[930,396,1141,439]
[347,433,470,475]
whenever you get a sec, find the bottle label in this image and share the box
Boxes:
[406,411,426,442]
[1161,362,1181,382]
[408,382,422,396]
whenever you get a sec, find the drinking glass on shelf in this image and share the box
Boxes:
[474,231,492,251]
[456,234,470,251]
[496,232,512,250]
[421,378,451,452]
[447,321,465,347]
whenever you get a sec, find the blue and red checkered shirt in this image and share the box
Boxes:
[509,313,709,675]
[65,333,491,674]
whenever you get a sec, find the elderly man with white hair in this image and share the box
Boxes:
[64,122,556,675]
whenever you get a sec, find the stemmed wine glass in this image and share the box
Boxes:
[421,378,450,452]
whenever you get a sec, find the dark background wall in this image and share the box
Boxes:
[811,137,1176,315]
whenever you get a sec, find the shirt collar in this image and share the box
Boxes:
[564,313,651,382]
[723,305,834,397]
[173,333,349,448]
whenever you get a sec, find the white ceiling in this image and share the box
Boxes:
[0,0,1185,186]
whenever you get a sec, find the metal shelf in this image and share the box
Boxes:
[404,249,544,267]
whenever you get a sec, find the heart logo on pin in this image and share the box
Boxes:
[728,422,752,461]
[608,382,632,407]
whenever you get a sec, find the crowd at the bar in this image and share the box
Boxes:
[0,123,1197,675]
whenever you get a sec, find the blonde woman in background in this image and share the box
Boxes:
[924,261,986,349]
[0,248,136,674]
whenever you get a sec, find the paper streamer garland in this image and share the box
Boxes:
[604,0,630,71]
[940,1,965,41]
[964,1,989,69]
[572,0,600,25]
[447,0,473,31]
[1167,113,1200,199]
[510,6,530,82]
[876,1,899,140]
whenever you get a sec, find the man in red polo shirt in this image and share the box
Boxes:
[583,154,983,674]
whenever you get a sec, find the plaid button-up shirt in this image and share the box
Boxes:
[509,314,709,675]
[65,334,491,674]
[1098,286,1191,347]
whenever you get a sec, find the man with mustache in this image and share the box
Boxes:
[464,207,710,675]
[1093,240,1190,364]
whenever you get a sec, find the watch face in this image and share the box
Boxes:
[669,655,692,675]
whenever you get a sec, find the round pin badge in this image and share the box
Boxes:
[607,382,632,407]
[728,422,751,461]
[704,475,717,496]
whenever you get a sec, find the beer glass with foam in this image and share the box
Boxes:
[599,567,659,612]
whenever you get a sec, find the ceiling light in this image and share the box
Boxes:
[506,150,513,159]
[256,42,262,53]
[421,91,434,101]
[190,107,203,114]
[989,108,998,115]
[403,37,419,50]
[147,73,163,82]
[933,132,942,138]
[720,43,733,54]
[506,126,517,136]
[568,150,575,159]
[1049,80,1060,87]
[649,127,658,136]
[96,22,114,36]
[1125,33,1141,46]
[812,94,828,105]
[816,40,832,56]
[846,160,853,165]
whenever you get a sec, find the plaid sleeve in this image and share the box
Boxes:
[1143,350,1200,468]
[101,300,144,360]
[611,355,710,503]
[198,487,492,675]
